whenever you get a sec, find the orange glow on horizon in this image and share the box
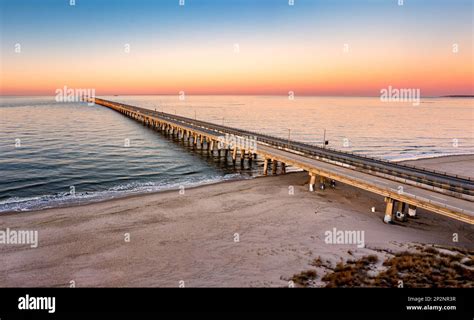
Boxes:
[2,37,473,96]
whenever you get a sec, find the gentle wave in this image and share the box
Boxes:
[392,152,474,163]
[0,174,246,213]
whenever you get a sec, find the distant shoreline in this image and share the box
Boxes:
[439,95,474,98]
[1,94,473,98]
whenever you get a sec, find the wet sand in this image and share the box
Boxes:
[0,155,473,287]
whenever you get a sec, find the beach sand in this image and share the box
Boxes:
[401,154,474,177]
[0,155,473,287]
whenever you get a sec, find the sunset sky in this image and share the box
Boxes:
[1,0,472,96]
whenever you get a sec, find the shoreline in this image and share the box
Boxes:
[393,152,474,163]
[1,155,473,287]
[0,174,250,216]
[2,153,473,215]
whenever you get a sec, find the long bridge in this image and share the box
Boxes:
[86,97,474,225]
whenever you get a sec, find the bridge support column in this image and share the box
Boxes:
[210,140,214,154]
[263,159,269,176]
[384,197,394,223]
[272,160,277,175]
[319,176,326,190]
[240,148,245,163]
[395,201,407,221]
[408,204,417,217]
[232,147,237,163]
[309,173,316,192]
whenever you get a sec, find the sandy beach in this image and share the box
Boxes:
[1,155,473,287]
[401,154,474,177]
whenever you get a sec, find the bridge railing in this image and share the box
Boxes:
[90,98,474,185]
[159,110,474,184]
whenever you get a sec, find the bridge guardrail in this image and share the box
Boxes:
[90,98,474,194]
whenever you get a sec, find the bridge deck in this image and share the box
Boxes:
[258,144,473,223]
[89,98,474,224]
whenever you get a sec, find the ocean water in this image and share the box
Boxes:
[1,96,473,212]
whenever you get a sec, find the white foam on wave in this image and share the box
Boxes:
[391,152,474,163]
[0,173,247,213]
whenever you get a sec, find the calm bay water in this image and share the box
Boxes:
[1,96,473,212]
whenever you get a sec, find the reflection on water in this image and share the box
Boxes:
[0,97,256,212]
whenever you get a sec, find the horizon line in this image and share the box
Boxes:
[1,93,473,98]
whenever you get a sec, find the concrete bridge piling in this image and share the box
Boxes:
[87,97,474,225]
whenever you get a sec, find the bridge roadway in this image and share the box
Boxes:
[88,97,474,224]
[107,101,474,198]
[128,105,474,197]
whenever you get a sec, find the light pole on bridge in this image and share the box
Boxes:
[288,129,291,149]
